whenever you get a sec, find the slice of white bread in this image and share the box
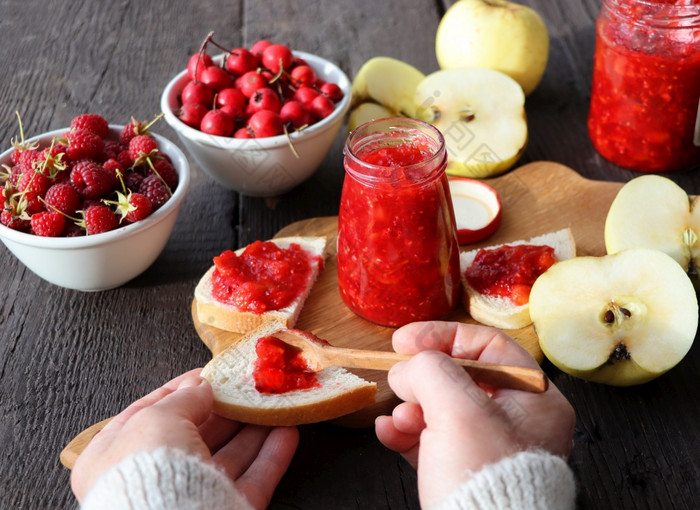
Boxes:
[460,228,576,330]
[201,321,378,426]
[194,236,328,334]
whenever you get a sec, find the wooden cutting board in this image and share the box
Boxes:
[192,161,624,427]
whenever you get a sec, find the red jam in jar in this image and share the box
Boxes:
[211,241,320,314]
[588,0,700,172]
[465,244,557,306]
[253,335,319,394]
[337,118,461,327]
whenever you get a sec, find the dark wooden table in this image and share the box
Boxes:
[1,1,698,508]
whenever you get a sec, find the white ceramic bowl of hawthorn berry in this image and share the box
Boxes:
[0,121,190,291]
[160,47,351,197]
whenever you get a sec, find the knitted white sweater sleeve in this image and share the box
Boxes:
[432,450,576,510]
[80,447,253,510]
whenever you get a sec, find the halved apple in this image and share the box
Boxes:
[347,102,395,133]
[605,174,700,288]
[529,248,697,386]
[350,57,425,118]
[414,68,527,179]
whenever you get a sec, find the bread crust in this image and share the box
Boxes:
[194,236,328,333]
[210,385,378,427]
[460,228,576,329]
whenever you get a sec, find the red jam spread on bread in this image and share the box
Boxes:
[337,141,461,327]
[211,241,321,314]
[465,244,557,306]
[253,335,319,394]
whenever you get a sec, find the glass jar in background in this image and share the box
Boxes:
[337,118,461,327]
[588,0,700,173]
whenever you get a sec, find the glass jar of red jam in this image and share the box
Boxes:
[588,0,700,173]
[337,118,461,327]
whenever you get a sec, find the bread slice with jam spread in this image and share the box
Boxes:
[194,236,329,334]
[460,228,576,330]
[200,321,377,426]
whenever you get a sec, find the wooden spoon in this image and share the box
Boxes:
[273,330,548,393]
[60,332,548,470]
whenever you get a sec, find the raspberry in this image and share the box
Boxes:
[17,149,41,174]
[44,182,81,216]
[120,113,163,145]
[23,195,44,216]
[6,165,23,186]
[1,210,29,232]
[128,135,158,166]
[123,170,144,191]
[116,149,133,170]
[34,145,67,180]
[18,169,51,197]
[70,160,116,199]
[103,140,124,161]
[66,129,104,161]
[139,174,170,210]
[70,114,109,139]
[62,221,85,237]
[102,158,125,180]
[30,211,65,237]
[107,191,153,224]
[150,159,178,190]
[82,205,118,235]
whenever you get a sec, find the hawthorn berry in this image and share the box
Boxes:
[200,65,233,92]
[247,110,284,138]
[181,80,215,107]
[200,109,235,137]
[261,44,294,75]
[248,88,282,115]
[187,52,214,81]
[280,100,311,129]
[178,102,209,128]
[226,48,259,76]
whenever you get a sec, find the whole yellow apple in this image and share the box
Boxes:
[435,0,550,96]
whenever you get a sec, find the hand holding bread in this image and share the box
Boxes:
[69,369,299,509]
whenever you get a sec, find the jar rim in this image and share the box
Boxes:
[344,117,447,186]
[603,0,700,28]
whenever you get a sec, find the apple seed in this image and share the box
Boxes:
[604,310,614,323]
[459,106,476,123]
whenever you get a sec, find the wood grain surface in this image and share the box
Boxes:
[1,1,699,509]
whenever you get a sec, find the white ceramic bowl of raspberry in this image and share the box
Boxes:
[160,51,351,197]
[0,125,190,291]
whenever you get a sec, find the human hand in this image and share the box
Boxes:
[375,322,575,508]
[70,369,299,509]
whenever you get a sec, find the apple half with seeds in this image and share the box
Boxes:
[414,68,527,179]
[605,174,700,289]
[529,248,697,386]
